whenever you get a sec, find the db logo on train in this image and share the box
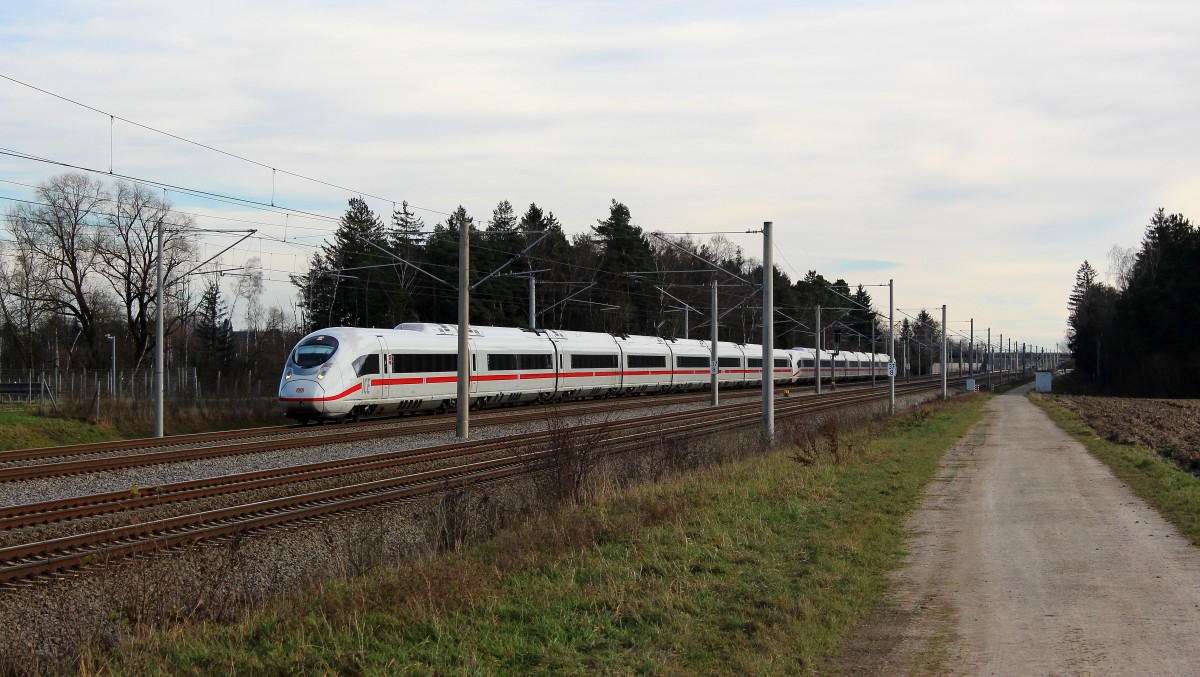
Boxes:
[296,388,305,393]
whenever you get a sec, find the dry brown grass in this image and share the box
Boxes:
[49,394,284,437]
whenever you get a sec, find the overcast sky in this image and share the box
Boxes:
[3,0,1198,351]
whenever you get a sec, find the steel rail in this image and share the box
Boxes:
[0,388,775,481]
[0,375,983,585]
[0,381,915,529]
[0,377,918,483]
[0,381,913,584]
[0,386,770,465]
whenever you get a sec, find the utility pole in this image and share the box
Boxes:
[941,305,947,400]
[888,279,895,415]
[761,221,774,443]
[456,220,470,439]
[710,277,718,407]
[154,222,164,437]
[815,304,822,396]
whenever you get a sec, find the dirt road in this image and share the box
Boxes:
[838,384,1200,676]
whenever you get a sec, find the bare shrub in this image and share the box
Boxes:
[346,517,390,576]
[790,428,820,465]
[426,488,504,553]
[537,412,615,506]
[821,415,841,463]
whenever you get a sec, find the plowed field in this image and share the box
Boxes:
[1048,395,1200,470]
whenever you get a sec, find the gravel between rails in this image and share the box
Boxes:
[0,394,772,509]
[0,387,948,673]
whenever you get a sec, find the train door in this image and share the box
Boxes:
[469,338,479,396]
[374,336,389,401]
[550,341,562,395]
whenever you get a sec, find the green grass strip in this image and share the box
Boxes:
[91,396,988,676]
[0,406,120,451]
[1030,394,1200,547]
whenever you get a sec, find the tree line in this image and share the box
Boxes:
[292,197,947,362]
[1067,208,1200,396]
[0,173,293,389]
[2,172,956,392]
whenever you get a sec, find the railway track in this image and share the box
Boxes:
[0,375,999,586]
[0,380,889,483]
[0,388,766,481]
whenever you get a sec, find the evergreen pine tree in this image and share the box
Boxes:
[592,200,657,333]
[194,276,234,373]
[387,200,427,323]
[292,197,391,330]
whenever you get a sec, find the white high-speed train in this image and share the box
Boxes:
[278,323,891,423]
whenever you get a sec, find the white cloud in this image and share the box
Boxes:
[2,0,1198,349]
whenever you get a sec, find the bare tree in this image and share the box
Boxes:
[233,256,264,332]
[1106,244,1136,293]
[4,173,109,366]
[95,180,198,371]
[0,241,51,369]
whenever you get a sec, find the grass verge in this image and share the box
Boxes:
[82,395,988,676]
[0,398,287,450]
[1029,394,1200,547]
[0,406,121,451]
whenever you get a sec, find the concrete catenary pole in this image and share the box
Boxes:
[456,219,470,439]
[969,318,974,379]
[154,221,164,438]
[761,221,774,442]
[528,276,536,330]
[815,304,822,396]
[987,327,992,390]
[870,316,876,388]
[710,277,718,406]
[941,304,948,399]
[888,278,895,415]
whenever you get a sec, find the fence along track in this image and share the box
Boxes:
[0,376,986,586]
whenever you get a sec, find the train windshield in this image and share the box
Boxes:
[292,336,339,368]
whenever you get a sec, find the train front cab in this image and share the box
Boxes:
[279,332,353,422]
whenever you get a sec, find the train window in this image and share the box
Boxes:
[802,359,814,368]
[488,354,516,371]
[525,354,552,369]
[820,359,832,368]
[392,353,458,373]
[677,356,709,368]
[718,357,740,368]
[571,354,618,369]
[487,353,553,371]
[775,358,789,367]
[747,358,762,367]
[628,355,666,369]
[292,336,339,368]
[353,354,380,377]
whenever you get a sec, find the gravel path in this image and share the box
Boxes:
[838,383,1200,675]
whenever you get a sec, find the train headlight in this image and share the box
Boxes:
[317,367,329,380]
[285,369,293,380]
